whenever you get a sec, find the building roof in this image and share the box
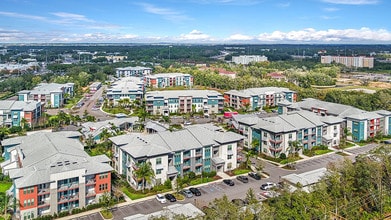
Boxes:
[106,77,144,94]
[282,167,327,187]
[5,131,113,188]
[297,98,366,118]
[0,100,41,111]
[27,82,74,95]
[146,90,223,100]
[145,121,169,132]
[345,111,382,120]
[225,87,295,98]
[81,117,138,138]
[124,203,204,220]
[109,125,244,159]
[146,73,191,78]
[116,66,152,71]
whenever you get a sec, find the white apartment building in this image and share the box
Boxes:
[232,55,268,65]
[110,125,244,189]
[115,66,152,78]
[320,56,374,68]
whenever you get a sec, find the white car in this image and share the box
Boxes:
[156,194,167,203]
[260,182,277,190]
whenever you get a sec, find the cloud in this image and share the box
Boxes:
[323,7,340,11]
[321,15,339,19]
[277,2,291,7]
[0,11,47,21]
[51,12,94,23]
[194,0,260,5]
[138,3,191,22]
[226,34,254,41]
[321,0,379,5]
[178,30,211,41]
[257,27,391,43]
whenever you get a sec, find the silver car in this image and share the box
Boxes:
[181,189,193,198]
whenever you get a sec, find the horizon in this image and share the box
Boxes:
[1,0,391,44]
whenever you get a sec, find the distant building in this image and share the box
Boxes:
[224,87,297,111]
[145,90,224,116]
[106,77,144,105]
[17,83,74,108]
[267,72,286,81]
[115,66,152,78]
[0,100,43,127]
[1,131,113,218]
[232,55,268,65]
[320,55,374,68]
[144,73,193,88]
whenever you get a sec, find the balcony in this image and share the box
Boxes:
[58,182,79,192]
[269,139,282,144]
[86,190,96,197]
[38,188,50,195]
[269,147,283,152]
[38,200,50,208]
[85,179,96,186]
[183,154,191,160]
[58,193,79,204]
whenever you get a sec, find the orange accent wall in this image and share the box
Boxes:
[293,93,297,102]
[95,172,111,194]
[24,112,32,122]
[19,186,38,210]
[241,98,250,105]
[223,94,230,103]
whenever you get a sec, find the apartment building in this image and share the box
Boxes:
[282,98,391,142]
[144,73,193,88]
[224,87,297,111]
[321,55,374,68]
[115,66,152,78]
[232,111,343,158]
[110,125,244,189]
[106,77,144,105]
[0,132,113,218]
[346,110,391,142]
[232,55,268,65]
[0,100,43,127]
[145,90,224,116]
[18,83,74,108]
[89,82,102,93]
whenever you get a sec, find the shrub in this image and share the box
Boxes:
[279,153,287,160]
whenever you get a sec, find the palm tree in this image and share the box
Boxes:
[0,127,10,141]
[134,161,155,193]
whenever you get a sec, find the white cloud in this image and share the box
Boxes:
[257,27,391,43]
[323,7,340,11]
[138,3,191,22]
[321,0,379,5]
[277,2,291,7]
[226,34,254,41]
[51,12,93,22]
[321,15,339,19]
[178,30,211,41]
[0,11,47,21]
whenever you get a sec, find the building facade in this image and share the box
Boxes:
[146,90,224,116]
[320,56,374,68]
[0,100,43,127]
[18,83,74,108]
[89,82,102,93]
[224,87,297,111]
[106,77,144,106]
[232,55,268,65]
[1,132,113,218]
[110,125,243,189]
[233,111,343,158]
[144,73,193,88]
[346,111,391,142]
[115,66,152,78]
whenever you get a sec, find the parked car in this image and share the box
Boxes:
[165,193,177,202]
[236,175,249,183]
[248,172,261,180]
[156,194,167,203]
[260,182,277,190]
[181,189,193,198]
[223,179,235,186]
[189,187,201,196]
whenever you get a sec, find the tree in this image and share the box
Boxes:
[134,161,155,192]
[0,127,10,141]
[99,191,114,214]
[245,188,258,205]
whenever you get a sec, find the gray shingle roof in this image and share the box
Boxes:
[0,100,41,111]
[297,98,367,117]
[5,131,113,188]
[225,87,295,97]
[109,125,244,159]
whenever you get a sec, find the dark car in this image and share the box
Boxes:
[248,172,261,180]
[236,175,249,183]
[223,179,235,186]
[165,193,176,202]
[189,187,201,196]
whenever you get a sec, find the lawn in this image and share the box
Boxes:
[121,187,148,200]
[190,177,215,185]
[0,182,12,193]
[314,149,333,155]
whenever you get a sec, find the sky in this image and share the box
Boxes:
[0,0,391,44]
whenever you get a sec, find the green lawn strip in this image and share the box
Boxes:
[121,187,148,200]
[232,169,250,175]
[314,149,333,155]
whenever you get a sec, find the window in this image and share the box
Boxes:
[156,158,162,165]
[227,155,233,160]
[227,145,232,151]
[227,162,232,169]
[99,183,108,191]
[99,173,108,179]
[156,169,162,174]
